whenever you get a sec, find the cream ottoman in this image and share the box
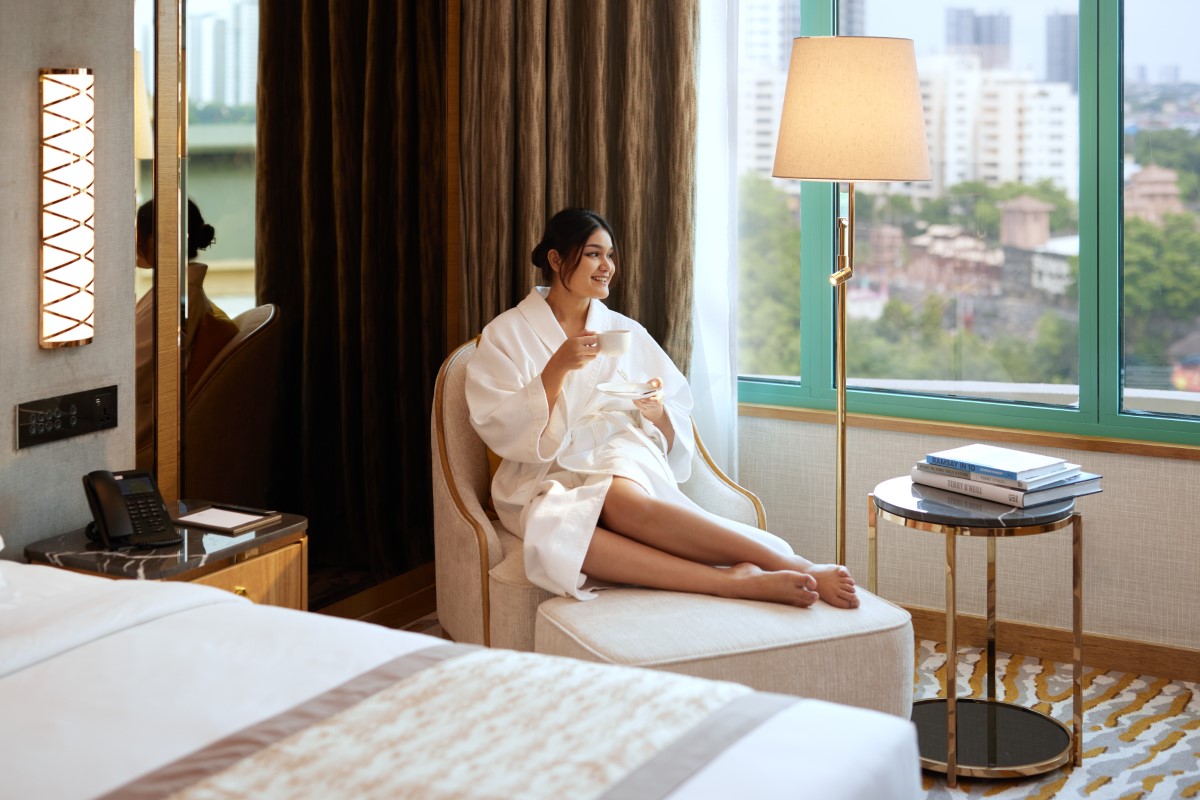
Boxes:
[535,587,914,717]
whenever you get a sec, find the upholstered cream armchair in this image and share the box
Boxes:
[431,338,764,649]
[431,339,915,716]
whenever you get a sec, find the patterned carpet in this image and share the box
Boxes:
[915,641,1200,799]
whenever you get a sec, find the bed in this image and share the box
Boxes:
[0,559,921,799]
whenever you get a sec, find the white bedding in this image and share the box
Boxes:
[0,561,921,800]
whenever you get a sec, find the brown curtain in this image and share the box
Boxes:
[458,0,698,369]
[256,1,446,580]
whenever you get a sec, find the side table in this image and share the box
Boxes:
[25,500,308,611]
[868,476,1082,787]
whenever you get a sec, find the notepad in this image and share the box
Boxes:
[173,506,282,533]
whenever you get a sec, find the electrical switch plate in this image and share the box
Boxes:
[15,385,118,449]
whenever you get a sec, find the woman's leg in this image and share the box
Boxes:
[582,526,820,607]
[599,477,859,608]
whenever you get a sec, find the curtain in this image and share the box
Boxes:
[257,0,446,579]
[457,0,699,370]
[690,0,740,475]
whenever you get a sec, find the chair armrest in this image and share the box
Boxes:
[431,387,504,646]
[679,423,767,530]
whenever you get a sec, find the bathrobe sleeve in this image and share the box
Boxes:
[465,316,570,464]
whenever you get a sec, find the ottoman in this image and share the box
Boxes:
[535,587,914,717]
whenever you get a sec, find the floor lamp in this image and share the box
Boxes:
[772,37,930,565]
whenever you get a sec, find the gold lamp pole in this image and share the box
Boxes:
[772,36,930,565]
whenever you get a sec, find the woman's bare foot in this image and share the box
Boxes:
[805,564,859,609]
[719,563,819,607]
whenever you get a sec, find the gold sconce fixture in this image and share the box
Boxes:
[39,67,95,348]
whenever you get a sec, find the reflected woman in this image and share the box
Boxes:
[134,198,239,470]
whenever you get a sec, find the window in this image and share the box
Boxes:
[735,1,804,380]
[1121,0,1200,419]
[730,0,1200,445]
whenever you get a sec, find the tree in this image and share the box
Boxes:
[738,175,802,377]
[917,180,1077,242]
[1127,128,1200,204]
[1122,213,1200,364]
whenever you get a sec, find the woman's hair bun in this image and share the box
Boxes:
[195,223,216,251]
[530,240,549,270]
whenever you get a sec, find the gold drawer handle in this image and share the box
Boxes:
[232,585,250,598]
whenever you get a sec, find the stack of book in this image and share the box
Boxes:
[911,443,1102,508]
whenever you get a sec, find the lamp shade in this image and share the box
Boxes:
[773,36,930,182]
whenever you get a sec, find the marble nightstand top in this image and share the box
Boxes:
[24,501,307,580]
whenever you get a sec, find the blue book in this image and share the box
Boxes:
[925,443,1066,482]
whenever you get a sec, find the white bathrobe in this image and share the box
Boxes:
[466,287,700,599]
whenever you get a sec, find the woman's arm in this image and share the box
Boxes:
[541,330,600,414]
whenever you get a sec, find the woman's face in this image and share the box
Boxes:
[555,228,616,298]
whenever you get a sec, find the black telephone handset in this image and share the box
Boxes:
[82,470,182,549]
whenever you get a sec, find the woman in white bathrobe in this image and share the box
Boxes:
[466,209,858,609]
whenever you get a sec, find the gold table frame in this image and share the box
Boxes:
[868,485,1083,788]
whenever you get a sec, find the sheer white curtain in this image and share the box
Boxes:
[690,0,740,476]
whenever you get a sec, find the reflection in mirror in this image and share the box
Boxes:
[180,0,261,505]
[180,0,258,317]
[135,0,260,493]
[134,0,156,472]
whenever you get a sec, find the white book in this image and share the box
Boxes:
[925,443,1066,481]
[911,466,1102,508]
[913,460,1081,490]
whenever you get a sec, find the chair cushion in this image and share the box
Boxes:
[535,588,913,717]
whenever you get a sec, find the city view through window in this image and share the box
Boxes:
[737,0,1200,419]
[135,0,259,318]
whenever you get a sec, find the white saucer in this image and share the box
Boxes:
[597,381,656,399]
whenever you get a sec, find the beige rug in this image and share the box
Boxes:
[915,640,1200,799]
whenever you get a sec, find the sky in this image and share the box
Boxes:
[866,0,1200,83]
[136,0,1200,87]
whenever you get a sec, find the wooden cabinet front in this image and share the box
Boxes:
[189,537,308,610]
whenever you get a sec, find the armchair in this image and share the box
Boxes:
[431,339,914,716]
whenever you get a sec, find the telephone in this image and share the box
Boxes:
[82,469,182,549]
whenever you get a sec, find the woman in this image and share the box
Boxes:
[466,208,858,608]
[134,199,239,470]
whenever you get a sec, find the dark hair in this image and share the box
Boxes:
[530,208,618,289]
[135,198,216,261]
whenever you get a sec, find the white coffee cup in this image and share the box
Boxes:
[596,329,631,356]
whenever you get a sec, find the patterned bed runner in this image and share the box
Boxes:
[102,643,796,800]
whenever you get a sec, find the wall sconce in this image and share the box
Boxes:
[39,67,95,348]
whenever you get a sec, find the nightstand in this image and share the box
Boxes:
[24,500,309,611]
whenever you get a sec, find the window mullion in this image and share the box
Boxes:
[799,0,836,405]
[1095,0,1123,426]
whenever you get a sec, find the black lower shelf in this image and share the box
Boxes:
[912,698,1073,778]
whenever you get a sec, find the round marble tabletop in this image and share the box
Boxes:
[872,476,1075,530]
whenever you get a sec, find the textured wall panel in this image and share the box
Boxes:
[0,1,135,559]
[739,416,1200,650]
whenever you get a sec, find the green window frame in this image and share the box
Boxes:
[738,0,1200,447]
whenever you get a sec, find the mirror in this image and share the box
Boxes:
[137,0,260,503]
